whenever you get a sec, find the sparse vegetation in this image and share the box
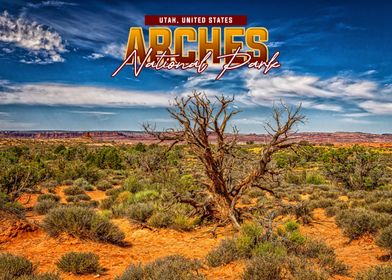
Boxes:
[0,253,33,278]
[115,255,204,280]
[43,206,125,245]
[0,93,391,279]
[56,252,102,275]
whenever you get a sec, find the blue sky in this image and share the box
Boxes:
[0,0,391,133]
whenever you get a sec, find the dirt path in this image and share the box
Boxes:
[302,208,389,279]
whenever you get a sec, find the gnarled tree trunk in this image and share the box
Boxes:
[145,91,304,228]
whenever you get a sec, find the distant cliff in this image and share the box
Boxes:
[1,130,391,145]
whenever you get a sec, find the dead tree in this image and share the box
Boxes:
[144,91,304,228]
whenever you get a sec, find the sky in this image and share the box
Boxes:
[0,0,391,133]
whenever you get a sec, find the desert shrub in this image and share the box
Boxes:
[284,220,300,232]
[15,272,61,280]
[376,225,392,254]
[62,180,73,186]
[355,265,392,280]
[348,190,368,199]
[292,268,328,280]
[318,253,348,275]
[310,198,336,209]
[87,146,123,170]
[73,200,99,208]
[116,191,132,203]
[43,206,125,245]
[56,252,102,274]
[206,239,240,267]
[73,178,93,191]
[116,255,204,280]
[34,200,58,215]
[236,222,263,257]
[126,203,154,222]
[0,253,33,278]
[252,241,287,258]
[96,180,113,191]
[289,202,313,224]
[247,188,264,198]
[42,180,58,189]
[115,264,143,280]
[129,190,160,204]
[111,204,128,218]
[285,170,306,185]
[242,253,283,280]
[75,194,91,201]
[323,146,386,190]
[171,215,196,231]
[369,200,392,214]
[335,208,392,240]
[325,202,348,217]
[306,172,325,185]
[123,176,142,193]
[148,211,174,228]
[106,187,122,197]
[37,194,60,202]
[63,186,84,196]
[100,197,115,210]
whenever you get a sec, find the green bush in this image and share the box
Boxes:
[63,186,84,196]
[129,190,160,203]
[242,254,283,280]
[15,272,61,280]
[37,194,60,203]
[252,241,287,258]
[115,264,143,280]
[73,178,93,191]
[99,197,115,210]
[236,222,263,257]
[284,220,300,232]
[0,253,33,278]
[56,252,102,274]
[115,255,204,280]
[205,239,239,267]
[306,172,325,185]
[148,211,174,228]
[323,146,386,190]
[65,194,90,203]
[34,200,59,215]
[126,203,154,223]
[376,225,392,253]
[43,206,125,245]
[171,215,196,231]
[370,200,392,214]
[123,176,142,193]
[335,208,392,240]
[310,198,335,209]
[355,265,392,280]
[96,180,113,191]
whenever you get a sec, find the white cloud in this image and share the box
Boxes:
[27,1,78,8]
[85,53,104,60]
[70,110,117,116]
[0,11,66,64]
[87,43,125,60]
[239,71,386,113]
[359,101,392,115]
[267,41,284,48]
[0,83,173,107]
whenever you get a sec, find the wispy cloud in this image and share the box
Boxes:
[0,11,66,63]
[0,83,173,107]
[26,1,78,9]
[239,71,387,114]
